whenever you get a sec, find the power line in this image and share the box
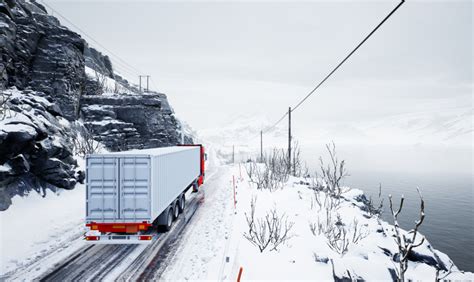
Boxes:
[264,112,288,134]
[39,0,143,76]
[150,77,160,92]
[251,0,405,144]
[291,0,405,113]
[245,111,288,142]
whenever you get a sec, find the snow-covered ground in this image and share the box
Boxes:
[84,66,135,95]
[161,162,473,281]
[0,183,86,275]
[1,146,472,280]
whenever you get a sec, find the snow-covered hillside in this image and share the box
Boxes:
[160,160,473,280]
[199,107,473,148]
[1,146,472,280]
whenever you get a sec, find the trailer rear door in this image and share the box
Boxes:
[119,156,151,220]
[87,156,119,220]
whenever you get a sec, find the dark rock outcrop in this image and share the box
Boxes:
[0,0,193,210]
[0,89,80,210]
[84,46,113,78]
[80,92,192,151]
[1,0,86,121]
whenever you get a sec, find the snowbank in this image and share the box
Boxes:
[226,170,473,280]
[0,184,86,275]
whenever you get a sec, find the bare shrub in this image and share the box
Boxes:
[318,142,350,199]
[310,209,369,256]
[325,214,350,255]
[93,69,107,95]
[309,206,335,236]
[312,189,323,211]
[71,123,101,158]
[389,188,425,282]
[264,148,290,183]
[0,90,12,120]
[243,197,294,253]
[351,218,369,244]
[245,149,289,191]
[366,184,384,217]
[290,140,309,177]
[0,65,13,120]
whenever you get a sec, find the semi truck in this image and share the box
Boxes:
[84,144,205,243]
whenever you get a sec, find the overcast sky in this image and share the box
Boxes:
[47,0,472,135]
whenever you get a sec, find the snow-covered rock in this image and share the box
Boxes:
[0,0,195,210]
[80,91,192,151]
[0,89,83,210]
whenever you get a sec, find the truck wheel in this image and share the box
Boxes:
[178,195,186,213]
[192,181,198,193]
[164,208,173,231]
[173,201,179,219]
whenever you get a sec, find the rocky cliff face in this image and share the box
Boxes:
[1,0,85,121]
[0,0,192,210]
[81,92,191,151]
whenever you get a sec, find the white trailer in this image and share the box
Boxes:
[85,145,205,244]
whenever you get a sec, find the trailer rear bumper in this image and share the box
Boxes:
[86,222,152,233]
[84,233,156,244]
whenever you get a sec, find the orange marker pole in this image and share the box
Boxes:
[237,267,243,282]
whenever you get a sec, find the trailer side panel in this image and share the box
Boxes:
[151,148,200,220]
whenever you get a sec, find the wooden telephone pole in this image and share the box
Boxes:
[232,145,235,164]
[260,130,263,162]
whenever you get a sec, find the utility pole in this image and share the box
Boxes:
[260,130,263,162]
[138,75,150,92]
[232,145,235,164]
[288,107,292,173]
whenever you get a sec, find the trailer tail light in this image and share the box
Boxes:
[86,236,99,241]
[91,225,98,230]
[139,235,152,241]
[138,224,146,230]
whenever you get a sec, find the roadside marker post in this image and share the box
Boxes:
[237,267,243,282]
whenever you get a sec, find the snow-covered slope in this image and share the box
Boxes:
[160,162,473,280]
[199,114,285,146]
[200,107,472,148]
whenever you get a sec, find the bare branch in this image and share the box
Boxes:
[388,188,426,281]
[243,199,294,253]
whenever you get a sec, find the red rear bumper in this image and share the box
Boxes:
[86,222,152,233]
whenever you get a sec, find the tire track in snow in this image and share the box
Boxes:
[159,164,236,280]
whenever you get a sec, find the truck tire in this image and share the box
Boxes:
[192,180,198,193]
[173,201,179,219]
[164,208,173,231]
[178,194,185,213]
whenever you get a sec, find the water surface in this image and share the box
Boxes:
[301,144,473,272]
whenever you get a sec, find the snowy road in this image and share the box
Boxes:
[159,164,238,280]
[1,148,239,281]
[3,189,203,281]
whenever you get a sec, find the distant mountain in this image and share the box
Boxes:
[200,108,472,149]
[360,107,473,145]
[199,114,285,146]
